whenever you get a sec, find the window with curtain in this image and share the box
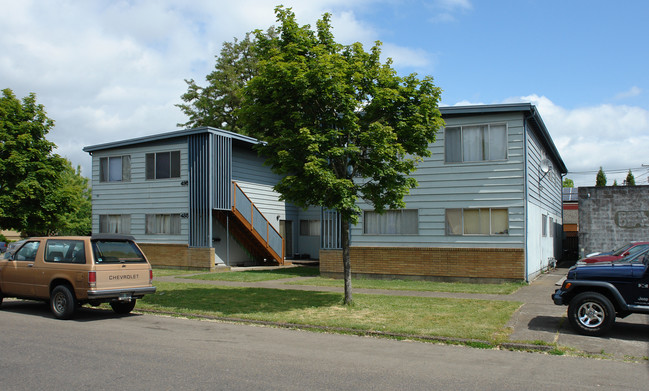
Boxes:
[445,123,507,163]
[363,209,418,235]
[146,214,181,235]
[146,151,181,180]
[299,220,321,236]
[445,208,508,235]
[99,155,131,182]
[98,214,131,234]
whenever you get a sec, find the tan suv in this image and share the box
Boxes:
[0,234,156,319]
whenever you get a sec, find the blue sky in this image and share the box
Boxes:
[1,0,648,186]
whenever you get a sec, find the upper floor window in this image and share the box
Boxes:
[99,155,131,182]
[445,124,507,163]
[446,208,509,235]
[364,209,418,235]
[146,151,180,180]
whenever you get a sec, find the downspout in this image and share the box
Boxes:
[523,114,530,283]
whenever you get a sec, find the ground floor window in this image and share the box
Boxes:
[364,209,418,235]
[299,220,321,236]
[146,214,181,235]
[99,214,131,234]
[446,208,508,235]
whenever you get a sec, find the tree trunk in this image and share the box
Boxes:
[341,215,353,305]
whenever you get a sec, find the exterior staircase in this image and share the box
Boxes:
[214,182,284,265]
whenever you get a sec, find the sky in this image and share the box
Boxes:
[1,0,648,187]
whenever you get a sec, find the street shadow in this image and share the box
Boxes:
[1,300,143,322]
[526,314,649,342]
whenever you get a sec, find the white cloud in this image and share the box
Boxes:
[614,86,642,100]
[428,0,473,23]
[506,95,649,187]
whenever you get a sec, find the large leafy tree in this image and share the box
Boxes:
[240,7,443,304]
[177,28,276,133]
[562,178,574,188]
[0,88,91,236]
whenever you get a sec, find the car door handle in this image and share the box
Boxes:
[28,263,34,267]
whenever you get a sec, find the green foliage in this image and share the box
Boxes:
[240,7,444,225]
[562,178,574,188]
[0,88,91,236]
[177,29,276,133]
[612,179,618,186]
[595,167,607,187]
[625,169,635,186]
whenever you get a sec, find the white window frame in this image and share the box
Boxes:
[99,155,131,182]
[98,214,131,234]
[445,208,509,236]
[363,209,419,235]
[146,151,181,180]
[146,214,181,235]
[444,123,508,163]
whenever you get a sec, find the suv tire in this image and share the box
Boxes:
[567,292,615,336]
[50,285,76,320]
[110,300,136,314]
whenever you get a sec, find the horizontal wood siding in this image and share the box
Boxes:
[91,139,190,244]
[231,146,297,231]
[525,123,563,216]
[352,112,526,249]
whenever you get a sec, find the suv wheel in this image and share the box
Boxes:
[50,285,77,320]
[110,300,136,315]
[567,292,615,336]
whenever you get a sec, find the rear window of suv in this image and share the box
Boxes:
[92,240,146,264]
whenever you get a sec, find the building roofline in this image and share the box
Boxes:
[83,126,260,153]
[440,103,568,174]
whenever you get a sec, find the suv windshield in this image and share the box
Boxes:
[92,240,146,264]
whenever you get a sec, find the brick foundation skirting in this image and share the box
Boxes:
[138,243,216,271]
[319,247,525,283]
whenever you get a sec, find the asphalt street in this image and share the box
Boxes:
[1,303,648,391]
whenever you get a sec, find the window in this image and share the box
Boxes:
[364,209,418,235]
[146,214,181,235]
[146,151,181,179]
[299,220,321,236]
[549,217,554,237]
[45,240,86,264]
[542,214,548,237]
[445,124,507,163]
[99,155,131,182]
[92,240,146,264]
[14,241,40,261]
[99,215,131,234]
[446,208,509,235]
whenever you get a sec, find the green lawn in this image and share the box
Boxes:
[287,277,526,295]
[153,268,211,277]
[140,281,522,342]
[179,266,320,282]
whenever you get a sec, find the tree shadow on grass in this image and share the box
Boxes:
[143,285,341,316]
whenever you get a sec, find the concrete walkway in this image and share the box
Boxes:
[156,268,649,360]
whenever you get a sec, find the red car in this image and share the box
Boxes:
[580,241,649,264]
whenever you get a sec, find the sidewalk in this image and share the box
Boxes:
[156,268,649,360]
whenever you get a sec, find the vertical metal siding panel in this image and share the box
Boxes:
[213,135,232,210]
[189,133,211,247]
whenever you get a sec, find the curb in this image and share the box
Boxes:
[137,308,557,353]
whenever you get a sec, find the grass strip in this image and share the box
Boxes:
[179,266,320,282]
[286,277,525,295]
[140,281,521,341]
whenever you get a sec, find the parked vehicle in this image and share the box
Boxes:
[552,249,649,336]
[3,240,26,259]
[0,242,6,253]
[0,234,156,319]
[580,241,649,264]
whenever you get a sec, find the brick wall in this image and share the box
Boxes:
[138,243,216,271]
[320,247,525,282]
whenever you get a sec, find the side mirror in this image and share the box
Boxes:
[623,251,630,257]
